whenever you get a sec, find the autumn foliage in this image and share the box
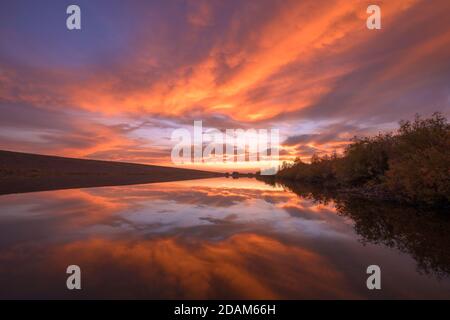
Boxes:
[277,113,450,206]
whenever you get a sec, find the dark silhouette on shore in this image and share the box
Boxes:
[225,171,255,179]
[0,150,223,195]
[275,113,449,207]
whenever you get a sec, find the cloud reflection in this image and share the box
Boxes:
[1,178,450,298]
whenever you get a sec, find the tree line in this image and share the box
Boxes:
[275,113,449,207]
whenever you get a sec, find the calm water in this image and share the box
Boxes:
[0,177,449,299]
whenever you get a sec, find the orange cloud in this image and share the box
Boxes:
[1,0,449,165]
[1,0,424,122]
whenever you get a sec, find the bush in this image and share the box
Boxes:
[385,113,450,205]
[335,133,393,185]
[276,112,449,206]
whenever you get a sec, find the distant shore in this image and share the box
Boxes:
[270,113,449,208]
[0,150,223,195]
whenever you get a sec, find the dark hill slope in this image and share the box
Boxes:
[0,150,223,195]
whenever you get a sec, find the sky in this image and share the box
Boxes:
[0,0,449,171]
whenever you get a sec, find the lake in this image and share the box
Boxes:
[0,177,449,299]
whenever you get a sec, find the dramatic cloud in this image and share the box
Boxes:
[0,0,449,168]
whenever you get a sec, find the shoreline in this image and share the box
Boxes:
[0,150,224,195]
[256,175,449,210]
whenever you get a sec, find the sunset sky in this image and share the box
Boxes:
[1,0,449,171]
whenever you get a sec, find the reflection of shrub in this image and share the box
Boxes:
[335,197,450,278]
[257,175,450,277]
[277,113,450,206]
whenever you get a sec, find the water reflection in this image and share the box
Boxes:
[261,179,450,279]
[0,177,449,299]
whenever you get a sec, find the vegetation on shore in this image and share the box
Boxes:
[275,113,450,207]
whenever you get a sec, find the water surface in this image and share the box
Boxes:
[0,177,449,299]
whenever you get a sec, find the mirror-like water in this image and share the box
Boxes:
[0,177,449,299]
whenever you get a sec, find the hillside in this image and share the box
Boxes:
[0,150,223,195]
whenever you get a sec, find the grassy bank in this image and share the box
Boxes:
[274,113,449,207]
[0,150,223,195]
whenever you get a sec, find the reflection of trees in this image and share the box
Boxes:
[257,177,337,205]
[258,177,450,278]
[334,198,450,278]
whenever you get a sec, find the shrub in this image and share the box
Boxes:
[385,113,450,205]
[276,112,449,206]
